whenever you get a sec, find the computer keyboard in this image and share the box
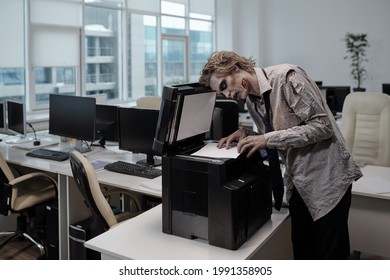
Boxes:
[26,149,69,162]
[104,161,162,179]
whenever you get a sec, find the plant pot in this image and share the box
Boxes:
[353,87,366,92]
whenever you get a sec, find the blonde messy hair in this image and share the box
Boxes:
[199,50,256,86]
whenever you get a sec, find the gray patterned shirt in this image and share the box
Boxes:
[246,65,362,221]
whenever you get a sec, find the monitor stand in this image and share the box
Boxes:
[75,139,92,153]
[136,154,162,167]
[98,136,106,148]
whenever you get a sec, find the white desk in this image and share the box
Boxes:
[0,133,162,259]
[85,205,292,260]
[1,134,73,260]
[85,164,390,260]
[349,165,390,258]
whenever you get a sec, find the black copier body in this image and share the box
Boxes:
[162,153,271,250]
[153,83,272,250]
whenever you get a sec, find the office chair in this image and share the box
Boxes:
[209,98,239,140]
[0,153,57,259]
[340,92,390,259]
[341,92,390,167]
[136,96,161,110]
[68,150,142,240]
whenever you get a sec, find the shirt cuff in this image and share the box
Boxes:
[264,131,280,149]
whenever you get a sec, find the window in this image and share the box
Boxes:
[84,4,123,101]
[189,17,213,81]
[127,14,158,100]
[0,0,25,104]
[162,38,187,85]
[57,67,76,85]
[0,0,214,114]
[160,0,214,86]
[0,68,24,86]
[35,68,52,84]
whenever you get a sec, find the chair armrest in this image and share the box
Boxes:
[9,172,58,188]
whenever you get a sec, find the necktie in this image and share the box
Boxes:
[261,91,284,211]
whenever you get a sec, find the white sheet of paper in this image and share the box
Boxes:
[191,142,240,159]
[91,160,111,171]
[354,176,390,194]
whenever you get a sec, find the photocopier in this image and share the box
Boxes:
[153,83,272,250]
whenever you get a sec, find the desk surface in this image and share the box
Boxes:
[0,132,162,198]
[0,132,162,259]
[85,165,390,260]
[349,164,390,258]
[352,165,390,200]
[85,205,290,260]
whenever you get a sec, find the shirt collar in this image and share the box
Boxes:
[255,67,272,97]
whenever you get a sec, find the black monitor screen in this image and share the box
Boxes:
[118,107,160,166]
[49,94,96,142]
[383,83,390,95]
[95,104,118,144]
[322,86,351,115]
[7,100,25,136]
[0,102,5,130]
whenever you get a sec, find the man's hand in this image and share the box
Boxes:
[237,135,267,158]
[217,128,248,149]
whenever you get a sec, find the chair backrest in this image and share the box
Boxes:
[69,150,117,234]
[136,96,161,110]
[0,153,14,216]
[0,153,16,186]
[341,92,390,167]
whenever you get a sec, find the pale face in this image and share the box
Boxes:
[209,68,251,100]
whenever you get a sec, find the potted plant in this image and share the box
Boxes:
[344,33,369,91]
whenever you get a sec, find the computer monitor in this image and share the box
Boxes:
[49,94,96,152]
[0,101,6,131]
[95,104,118,147]
[383,83,390,95]
[153,83,216,155]
[118,107,161,167]
[236,99,247,112]
[6,100,30,144]
[208,99,240,141]
[321,86,351,115]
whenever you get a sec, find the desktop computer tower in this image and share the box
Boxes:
[69,218,101,260]
[162,153,272,250]
[45,201,59,260]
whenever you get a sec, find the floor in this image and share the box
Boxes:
[0,236,42,260]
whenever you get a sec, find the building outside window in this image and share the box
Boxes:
[84,4,122,101]
[0,0,214,113]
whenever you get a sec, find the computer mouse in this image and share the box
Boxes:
[33,140,40,146]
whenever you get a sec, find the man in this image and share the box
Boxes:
[199,50,362,259]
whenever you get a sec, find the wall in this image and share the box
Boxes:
[216,0,390,92]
